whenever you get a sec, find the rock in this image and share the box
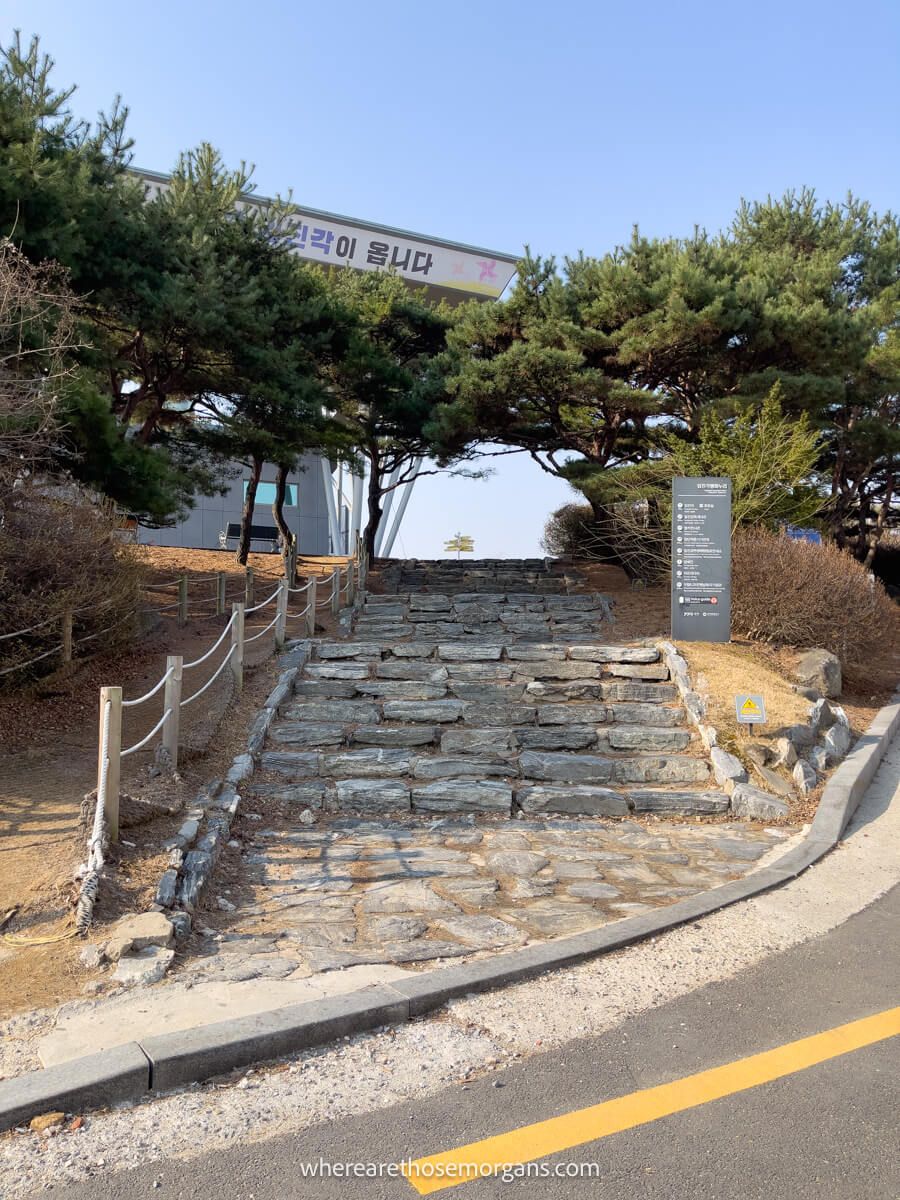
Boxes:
[383,700,464,723]
[607,726,691,752]
[793,759,818,794]
[823,721,852,763]
[359,880,459,914]
[355,681,448,700]
[352,725,437,747]
[390,642,438,658]
[370,916,429,941]
[754,765,795,797]
[178,850,213,910]
[260,751,320,777]
[289,696,381,720]
[773,737,798,768]
[411,779,513,813]
[435,877,499,906]
[506,644,566,660]
[461,703,536,726]
[334,779,411,810]
[441,727,516,754]
[305,662,370,680]
[730,783,790,821]
[536,703,608,725]
[434,915,524,949]
[408,594,452,611]
[486,850,550,876]
[450,682,527,703]
[412,756,512,779]
[795,649,842,697]
[513,898,601,938]
[569,646,659,663]
[248,781,326,804]
[154,868,179,908]
[604,663,670,680]
[225,753,254,784]
[437,644,503,661]
[375,661,449,682]
[519,750,615,784]
[103,912,174,961]
[743,742,773,767]
[267,722,346,748]
[608,702,685,727]
[780,723,816,749]
[567,882,622,900]
[515,784,628,816]
[315,642,382,658]
[445,662,515,680]
[216,896,236,912]
[809,745,830,773]
[321,748,411,777]
[112,945,175,986]
[601,681,678,703]
[615,756,710,784]
[292,680,359,699]
[710,746,747,787]
[299,808,316,825]
[30,1112,65,1133]
[515,726,598,751]
[630,789,729,814]
[79,944,104,969]
[520,660,603,680]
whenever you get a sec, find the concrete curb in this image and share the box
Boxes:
[2,690,897,1132]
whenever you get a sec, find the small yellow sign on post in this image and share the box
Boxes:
[444,532,474,558]
[735,693,766,724]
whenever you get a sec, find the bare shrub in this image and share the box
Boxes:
[543,501,670,583]
[731,527,899,682]
[0,488,144,682]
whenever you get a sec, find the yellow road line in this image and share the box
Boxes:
[403,1005,900,1194]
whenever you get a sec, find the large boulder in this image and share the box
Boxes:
[795,649,842,698]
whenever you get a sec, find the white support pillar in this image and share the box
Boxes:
[374,464,403,557]
[380,460,423,558]
[349,470,365,546]
[319,457,342,554]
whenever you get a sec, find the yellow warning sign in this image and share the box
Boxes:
[735,693,766,724]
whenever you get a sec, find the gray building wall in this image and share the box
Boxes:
[137,453,336,555]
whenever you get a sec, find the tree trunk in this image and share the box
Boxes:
[272,463,295,577]
[363,449,382,560]
[237,455,262,566]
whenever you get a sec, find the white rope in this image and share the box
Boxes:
[143,599,181,612]
[182,612,236,670]
[244,611,279,643]
[121,707,172,758]
[180,646,236,707]
[287,579,312,594]
[0,614,57,641]
[245,584,281,614]
[122,664,175,709]
[0,643,64,675]
[144,579,180,590]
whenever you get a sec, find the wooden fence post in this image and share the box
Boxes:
[231,603,245,692]
[275,580,288,648]
[98,686,122,843]
[216,571,227,616]
[178,575,188,625]
[347,561,356,606]
[244,567,255,610]
[162,655,183,769]
[305,577,317,637]
[331,567,341,617]
[61,608,73,666]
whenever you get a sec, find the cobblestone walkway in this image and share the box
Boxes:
[175,814,786,981]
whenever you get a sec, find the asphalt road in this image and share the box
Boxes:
[46,885,900,1200]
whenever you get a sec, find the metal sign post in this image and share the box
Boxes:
[735,694,767,725]
[671,477,732,643]
[444,533,474,560]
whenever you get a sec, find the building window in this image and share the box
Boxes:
[244,481,297,506]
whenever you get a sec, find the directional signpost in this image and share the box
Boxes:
[444,533,474,559]
[671,477,732,643]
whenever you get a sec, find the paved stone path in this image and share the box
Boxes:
[175,559,792,982]
[177,813,786,981]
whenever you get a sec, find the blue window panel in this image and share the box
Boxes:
[244,481,297,506]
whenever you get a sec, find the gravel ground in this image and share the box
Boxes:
[2,738,898,1198]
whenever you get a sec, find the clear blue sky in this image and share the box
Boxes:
[6,0,899,556]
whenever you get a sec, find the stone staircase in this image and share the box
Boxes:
[374,557,586,595]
